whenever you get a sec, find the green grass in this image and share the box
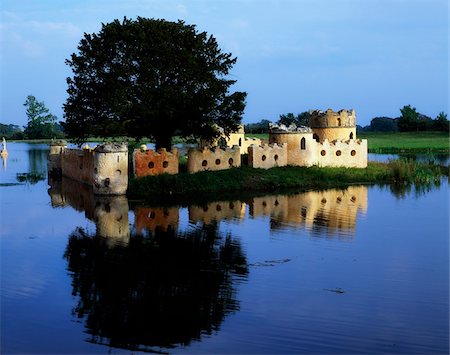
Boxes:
[245,133,269,140]
[128,160,443,205]
[358,131,449,152]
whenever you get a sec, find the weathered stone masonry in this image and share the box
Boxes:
[48,141,128,195]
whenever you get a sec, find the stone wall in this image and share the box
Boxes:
[187,146,241,173]
[314,139,368,168]
[248,143,287,169]
[133,147,179,177]
[200,125,262,154]
[49,142,128,195]
[309,108,356,128]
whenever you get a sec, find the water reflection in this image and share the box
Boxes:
[64,223,248,351]
[250,187,368,236]
[48,178,130,245]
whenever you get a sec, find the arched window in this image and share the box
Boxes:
[300,137,306,150]
[238,138,242,147]
[349,132,354,139]
[313,134,319,142]
[337,118,341,126]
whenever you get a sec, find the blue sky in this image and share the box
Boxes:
[0,0,448,127]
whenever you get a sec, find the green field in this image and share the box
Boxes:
[358,131,449,152]
[246,131,449,153]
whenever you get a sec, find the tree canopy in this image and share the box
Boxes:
[277,112,310,127]
[63,17,247,148]
[23,95,62,139]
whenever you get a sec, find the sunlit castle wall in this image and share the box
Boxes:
[187,146,241,173]
[315,139,368,168]
[49,142,128,195]
[309,109,357,142]
[92,144,128,195]
[248,143,288,169]
[269,125,317,166]
[133,147,179,177]
[200,125,262,154]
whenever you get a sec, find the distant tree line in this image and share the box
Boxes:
[358,105,448,133]
[246,106,448,135]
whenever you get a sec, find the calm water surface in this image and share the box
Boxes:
[1,143,448,354]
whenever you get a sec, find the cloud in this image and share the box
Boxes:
[0,11,81,57]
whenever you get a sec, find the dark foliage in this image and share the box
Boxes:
[277,112,310,127]
[64,225,248,350]
[244,119,271,133]
[63,17,246,148]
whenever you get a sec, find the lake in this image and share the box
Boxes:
[1,143,448,354]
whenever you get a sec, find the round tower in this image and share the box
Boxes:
[309,109,356,142]
[93,143,128,195]
[269,124,315,166]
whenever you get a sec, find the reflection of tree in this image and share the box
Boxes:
[28,148,48,174]
[64,224,248,351]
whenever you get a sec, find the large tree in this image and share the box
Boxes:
[63,17,247,148]
[23,95,61,139]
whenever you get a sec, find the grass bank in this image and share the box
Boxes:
[128,160,444,205]
[358,131,449,153]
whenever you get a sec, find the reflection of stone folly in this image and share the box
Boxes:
[48,177,130,245]
[48,141,128,195]
[250,186,368,235]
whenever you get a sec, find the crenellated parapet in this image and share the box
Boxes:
[187,146,241,173]
[309,108,356,128]
[315,139,368,168]
[248,143,288,169]
[48,142,128,195]
[133,147,179,177]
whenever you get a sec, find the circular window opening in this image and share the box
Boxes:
[203,206,208,212]
[228,158,234,166]
[321,198,327,204]
[202,160,208,167]
[262,155,267,161]
[336,150,342,156]
[262,201,267,207]
[351,196,356,202]
[229,202,235,210]
[148,161,154,169]
[149,211,156,219]
[215,159,221,165]
[321,150,326,156]
[216,204,222,211]
[337,197,342,203]
[163,161,169,168]
[274,154,278,161]
[351,150,356,156]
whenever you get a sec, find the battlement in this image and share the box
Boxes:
[309,108,356,128]
[47,142,128,195]
[315,139,368,168]
[248,143,288,169]
[133,147,179,177]
[269,122,312,133]
[187,146,241,173]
